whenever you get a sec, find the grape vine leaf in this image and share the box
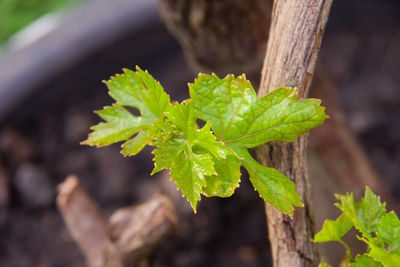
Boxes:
[315,187,400,267]
[82,67,170,156]
[202,155,241,197]
[190,73,327,215]
[366,241,400,267]
[348,255,382,267]
[152,136,213,212]
[152,102,236,212]
[190,74,327,147]
[83,69,328,215]
[235,147,303,214]
[376,212,400,253]
[313,214,353,243]
[336,187,386,238]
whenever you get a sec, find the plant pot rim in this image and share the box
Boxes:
[0,0,158,123]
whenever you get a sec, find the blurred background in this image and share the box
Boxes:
[0,0,399,266]
[0,0,84,45]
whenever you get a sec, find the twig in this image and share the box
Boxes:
[57,175,177,267]
[57,175,122,267]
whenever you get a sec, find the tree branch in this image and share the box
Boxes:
[57,175,177,267]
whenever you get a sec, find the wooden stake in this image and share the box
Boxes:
[255,1,333,266]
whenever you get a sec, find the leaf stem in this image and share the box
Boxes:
[338,239,353,262]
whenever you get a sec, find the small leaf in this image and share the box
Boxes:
[319,263,332,267]
[224,88,328,148]
[203,155,241,197]
[190,73,327,215]
[83,104,145,146]
[190,74,255,139]
[121,131,152,155]
[190,74,328,148]
[367,241,400,267]
[152,102,236,211]
[336,187,386,238]
[82,67,171,156]
[314,214,353,242]
[165,102,235,160]
[348,255,383,267]
[164,100,197,137]
[315,188,400,267]
[376,212,400,252]
[235,147,302,216]
[171,149,215,212]
[107,67,170,119]
[152,137,214,212]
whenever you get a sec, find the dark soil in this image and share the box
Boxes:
[0,1,400,267]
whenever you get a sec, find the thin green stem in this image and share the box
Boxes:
[338,239,353,262]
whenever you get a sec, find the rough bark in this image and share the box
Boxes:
[57,175,177,267]
[254,1,332,267]
[157,0,273,78]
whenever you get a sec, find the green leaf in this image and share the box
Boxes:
[165,101,235,159]
[107,67,170,119]
[152,102,236,211]
[84,69,329,215]
[121,131,152,155]
[367,241,400,267]
[190,74,328,148]
[319,263,332,267]
[152,136,214,212]
[314,214,353,242]
[164,100,197,137]
[315,187,400,267]
[348,255,383,267]
[235,147,302,216]
[83,104,145,146]
[82,67,170,156]
[189,74,255,139]
[336,187,386,238]
[203,155,241,197]
[376,212,400,252]
[189,73,327,214]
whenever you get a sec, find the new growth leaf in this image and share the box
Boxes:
[83,67,328,215]
[314,187,400,267]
